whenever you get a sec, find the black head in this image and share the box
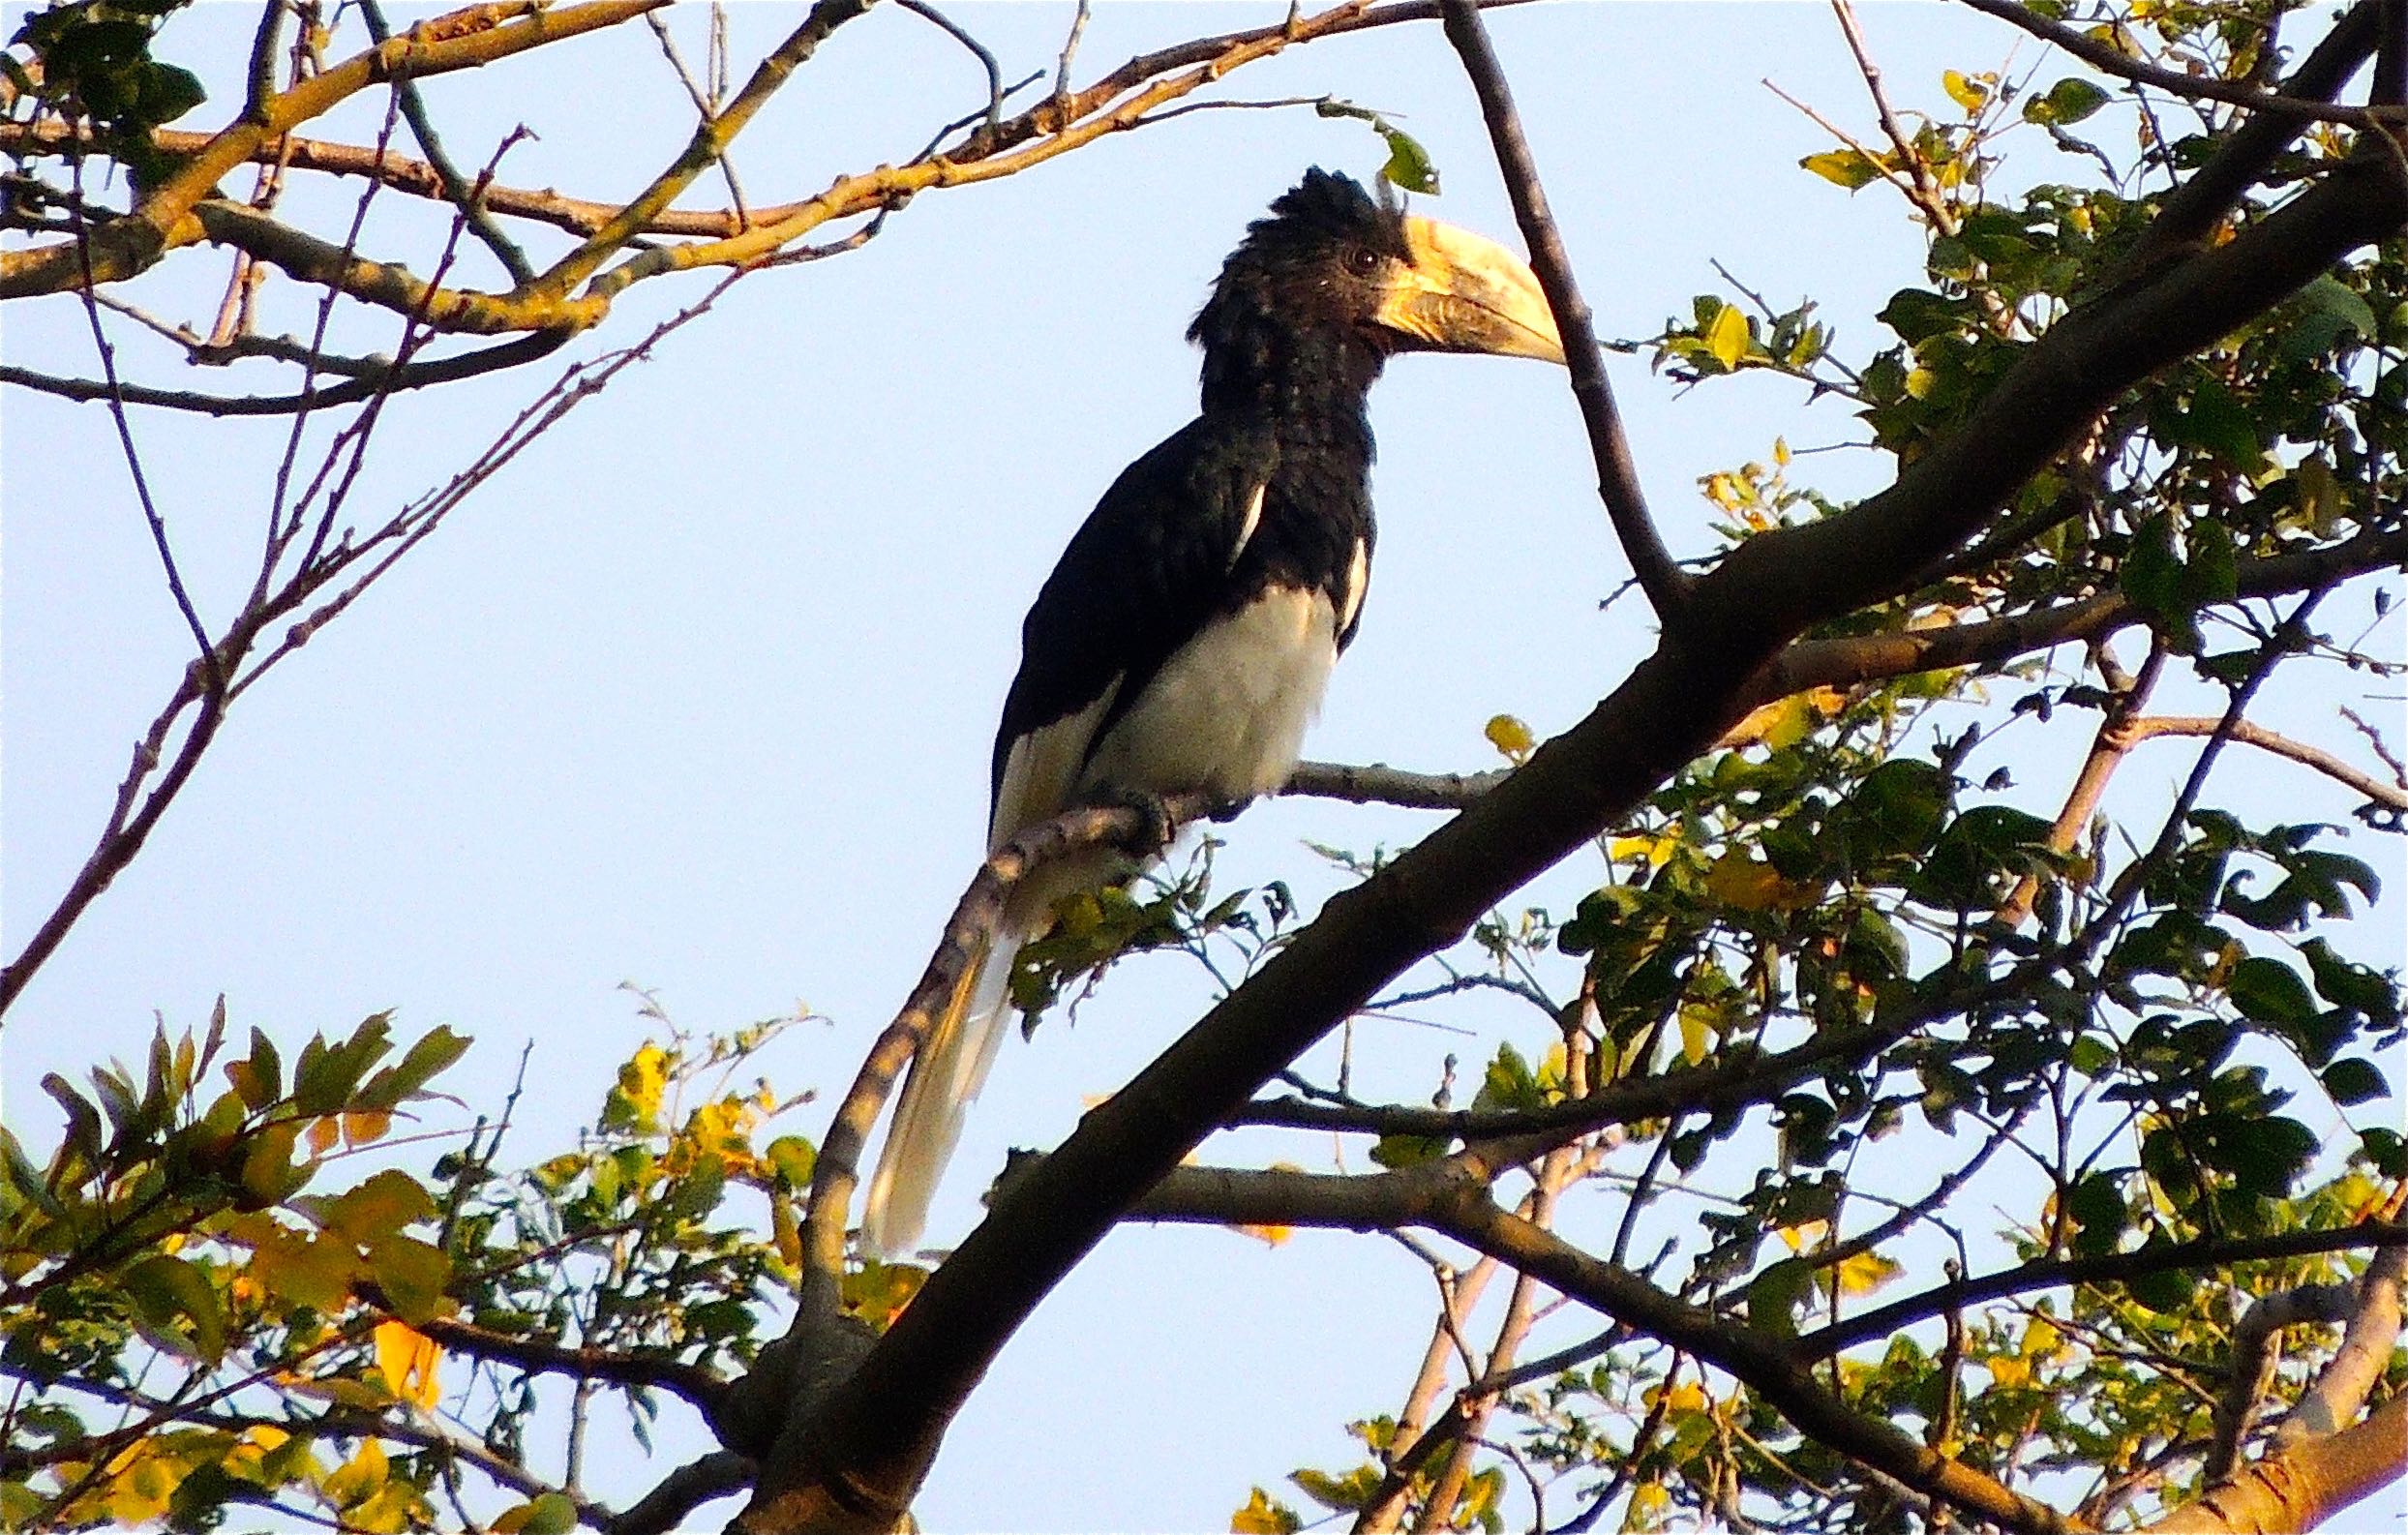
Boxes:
[1189,170,1564,412]
[1189,170,1412,403]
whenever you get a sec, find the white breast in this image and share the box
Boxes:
[1078,586,1339,805]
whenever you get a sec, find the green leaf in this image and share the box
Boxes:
[358,1024,468,1110]
[1376,122,1439,196]
[363,1235,451,1323]
[1746,1256,1811,1338]
[2169,377,2264,471]
[2228,956,2315,1028]
[2186,517,2239,602]
[2320,1057,2388,1106]
[1369,1133,1448,1168]
[1313,98,1440,195]
[2282,274,2379,361]
[1879,287,1962,345]
[2023,77,2112,125]
[519,1491,579,1535]
[123,1253,226,1361]
[2065,1172,2125,1256]
[766,1135,817,1188]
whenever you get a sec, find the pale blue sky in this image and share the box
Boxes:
[5,3,2401,1528]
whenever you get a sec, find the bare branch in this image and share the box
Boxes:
[1283,759,1507,809]
[358,0,536,282]
[0,0,669,300]
[1,330,570,416]
[610,1450,756,1535]
[1440,0,1691,620]
[2123,714,2408,813]
[402,1309,730,1416]
[897,0,1003,139]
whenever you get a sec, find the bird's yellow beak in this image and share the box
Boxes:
[1375,216,1567,365]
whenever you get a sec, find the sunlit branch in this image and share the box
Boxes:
[1952,0,2394,128]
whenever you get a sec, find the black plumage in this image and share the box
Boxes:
[863,170,1564,1256]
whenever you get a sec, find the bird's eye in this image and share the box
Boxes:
[1343,246,1383,277]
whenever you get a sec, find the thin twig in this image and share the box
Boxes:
[899,0,1003,138]
[359,0,535,282]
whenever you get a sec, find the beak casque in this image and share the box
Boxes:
[1376,216,1568,366]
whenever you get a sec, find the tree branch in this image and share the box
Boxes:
[0,0,668,300]
[1434,1193,2084,1534]
[1282,759,1507,809]
[1953,0,2394,128]
[2123,714,2408,813]
[0,329,569,416]
[1753,525,2408,705]
[2146,1390,2406,1532]
[405,1310,731,1415]
[731,35,2408,1528]
[1805,1223,2408,1356]
[610,1450,757,1535]
[2205,1281,2362,1480]
[1441,0,1691,620]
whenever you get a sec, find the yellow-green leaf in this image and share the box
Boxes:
[1705,302,1751,369]
[1941,69,1990,112]
[1232,1487,1304,1534]
[1677,1004,1714,1068]
[364,1235,451,1323]
[1800,148,1881,190]
[1484,713,1534,763]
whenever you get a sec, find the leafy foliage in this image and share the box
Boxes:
[1,1002,814,1530]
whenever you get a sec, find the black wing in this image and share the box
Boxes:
[988,415,1280,828]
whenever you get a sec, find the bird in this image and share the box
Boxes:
[860,168,1566,1257]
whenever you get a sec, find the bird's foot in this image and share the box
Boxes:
[1089,788,1184,857]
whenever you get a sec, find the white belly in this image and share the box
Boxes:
[1079,586,1339,804]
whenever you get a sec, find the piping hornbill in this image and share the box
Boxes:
[862,169,1566,1256]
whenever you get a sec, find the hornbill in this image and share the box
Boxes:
[862,169,1566,1256]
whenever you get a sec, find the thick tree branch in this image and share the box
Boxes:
[734,31,2408,1529]
[2127,0,2387,274]
[2275,1233,2408,1448]
[2206,1281,2362,1480]
[610,1450,757,1535]
[2145,1390,2407,1532]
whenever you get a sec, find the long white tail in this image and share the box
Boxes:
[859,928,1024,1258]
